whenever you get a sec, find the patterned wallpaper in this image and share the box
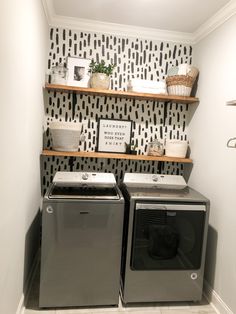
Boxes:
[42,27,192,193]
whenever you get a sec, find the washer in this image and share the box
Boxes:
[120,173,210,304]
[39,171,124,308]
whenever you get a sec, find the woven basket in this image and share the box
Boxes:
[166,75,196,96]
[188,67,199,79]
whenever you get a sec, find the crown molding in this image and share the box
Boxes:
[42,0,55,25]
[193,0,236,43]
[42,0,193,44]
[50,15,194,44]
[42,0,236,45]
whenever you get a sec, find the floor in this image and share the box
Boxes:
[24,266,218,314]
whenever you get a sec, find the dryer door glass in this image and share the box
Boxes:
[130,203,206,270]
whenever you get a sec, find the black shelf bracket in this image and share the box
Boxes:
[158,161,164,174]
[68,156,76,171]
[72,92,77,120]
[163,101,170,127]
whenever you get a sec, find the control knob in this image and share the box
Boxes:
[82,173,89,180]
[152,175,158,182]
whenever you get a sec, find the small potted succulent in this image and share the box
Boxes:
[125,142,138,155]
[89,59,116,90]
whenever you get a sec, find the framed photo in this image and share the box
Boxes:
[66,57,91,87]
[97,118,132,153]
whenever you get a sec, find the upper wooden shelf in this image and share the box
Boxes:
[42,149,192,163]
[45,83,199,104]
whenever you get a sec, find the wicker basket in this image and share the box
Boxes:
[166,75,196,96]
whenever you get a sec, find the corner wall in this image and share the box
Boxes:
[0,1,49,313]
[190,14,236,314]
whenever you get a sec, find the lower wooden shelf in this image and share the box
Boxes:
[42,150,192,163]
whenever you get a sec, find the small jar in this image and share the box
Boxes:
[51,64,68,85]
[147,140,164,156]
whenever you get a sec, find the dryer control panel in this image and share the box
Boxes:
[123,173,187,189]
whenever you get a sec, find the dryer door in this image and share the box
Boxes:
[131,203,206,270]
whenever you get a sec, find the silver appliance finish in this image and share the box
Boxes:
[120,173,210,304]
[39,172,124,308]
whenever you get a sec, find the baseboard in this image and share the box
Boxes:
[16,294,25,314]
[203,280,234,314]
[16,250,40,314]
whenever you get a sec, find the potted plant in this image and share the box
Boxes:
[89,60,116,90]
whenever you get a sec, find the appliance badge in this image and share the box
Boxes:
[167,211,176,217]
[191,273,198,280]
[46,206,54,214]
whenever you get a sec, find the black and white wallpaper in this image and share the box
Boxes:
[42,27,192,193]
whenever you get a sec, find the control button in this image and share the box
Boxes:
[82,173,89,180]
[152,175,158,182]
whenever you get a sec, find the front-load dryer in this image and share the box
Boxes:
[120,173,210,304]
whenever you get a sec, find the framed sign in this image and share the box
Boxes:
[66,57,91,87]
[97,118,132,153]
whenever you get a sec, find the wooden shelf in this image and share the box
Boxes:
[42,150,192,163]
[45,83,199,104]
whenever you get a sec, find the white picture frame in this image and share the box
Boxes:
[66,57,91,87]
[97,118,132,153]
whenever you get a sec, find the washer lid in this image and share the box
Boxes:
[48,184,120,200]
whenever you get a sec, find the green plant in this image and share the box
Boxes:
[125,142,138,154]
[89,60,116,76]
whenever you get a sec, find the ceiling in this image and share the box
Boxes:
[43,0,236,43]
[52,0,230,33]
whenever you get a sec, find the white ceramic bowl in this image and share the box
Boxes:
[49,122,83,152]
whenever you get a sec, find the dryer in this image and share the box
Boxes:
[120,173,210,304]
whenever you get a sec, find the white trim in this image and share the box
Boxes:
[41,0,193,44]
[193,0,236,43]
[15,251,40,314]
[42,0,236,44]
[41,0,55,26]
[50,15,194,44]
[16,294,25,314]
[203,280,234,314]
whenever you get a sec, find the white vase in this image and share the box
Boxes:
[90,73,110,90]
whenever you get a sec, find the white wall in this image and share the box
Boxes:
[0,1,48,313]
[190,15,236,314]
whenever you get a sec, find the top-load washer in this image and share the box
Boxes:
[39,171,124,308]
[120,173,210,304]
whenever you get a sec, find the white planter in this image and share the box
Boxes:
[90,73,110,89]
[165,140,188,158]
[49,122,83,152]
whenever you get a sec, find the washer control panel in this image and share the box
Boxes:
[53,171,116,187]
